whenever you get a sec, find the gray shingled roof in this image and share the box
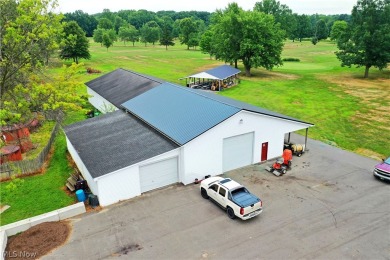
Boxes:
[64,110,178,178]
[86,68,163,108]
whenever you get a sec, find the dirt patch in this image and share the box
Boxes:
[354,148,384,161]
[319,74,390,126]
[243,70,299,81]
[5,221,71,260]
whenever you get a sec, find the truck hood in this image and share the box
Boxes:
[375,162,390,172]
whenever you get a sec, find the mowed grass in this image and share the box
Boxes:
[79,39,389,158]
[0,133,76,225]
[225,40,389,159]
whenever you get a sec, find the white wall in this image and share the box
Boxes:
[182,111,311,184]
[87,88,118,113]
[66,137,99,195]
[96,165,140,206]
[95,149,180,206]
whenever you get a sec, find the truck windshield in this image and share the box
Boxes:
[384,157,390,164]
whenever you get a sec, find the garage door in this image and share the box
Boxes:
[223,132,254,172]
[139,157,178,193]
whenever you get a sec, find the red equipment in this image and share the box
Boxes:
[282,149,292,167]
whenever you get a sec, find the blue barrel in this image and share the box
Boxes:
[76,189,86,202]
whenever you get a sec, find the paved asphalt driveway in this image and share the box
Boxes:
[45,135,390,259]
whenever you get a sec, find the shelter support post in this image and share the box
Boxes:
[288,133,291,143]
[305,128,308,151]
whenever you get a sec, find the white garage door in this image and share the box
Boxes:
[139,157,178,193]
[223,132,254,172]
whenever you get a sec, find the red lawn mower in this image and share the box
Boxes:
[265,149,292,176]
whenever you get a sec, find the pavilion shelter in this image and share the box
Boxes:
[181,65,241,91]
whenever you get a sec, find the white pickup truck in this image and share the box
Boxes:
[200,177,263,220]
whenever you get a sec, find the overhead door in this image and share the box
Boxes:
[139,157,178,193]
[223,132,254,172]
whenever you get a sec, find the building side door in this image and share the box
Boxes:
[261,142,268,161]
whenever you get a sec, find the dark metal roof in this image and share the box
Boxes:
[189,89,314,126]
[121,83,241,145]
[85,68,163,108]
[205,65,241,80]
[63,110,178,178]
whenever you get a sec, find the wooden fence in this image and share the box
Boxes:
[0,112,64,181]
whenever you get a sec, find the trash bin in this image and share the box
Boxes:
[88,194,99,208]
[76,189,86,202]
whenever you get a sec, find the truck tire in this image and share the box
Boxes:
[201,188,209,199]
[226,207,236,219]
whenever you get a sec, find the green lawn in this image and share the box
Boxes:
[1,39,388,225]
[79,39,388,158]
[0,133,76,226]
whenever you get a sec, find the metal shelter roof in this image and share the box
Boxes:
[206,65,241,80]
[121,83,241,145]
[64,110,178,178]
[86,68,163,108]
[184,65,241,80]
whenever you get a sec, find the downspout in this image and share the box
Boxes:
[305,128,308,151]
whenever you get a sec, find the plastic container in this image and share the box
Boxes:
[88,194,99,208]
[76,189,86,202]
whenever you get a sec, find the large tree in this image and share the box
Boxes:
[159,16,175,50]
[336,0,390,78]
[102,32,113,51]
[205,4,284,76]
[291,14,312,42]
[330,20,348,42]
[98,18,113,30]
[140,21,160,46]
[118,25,139,46]
[210,3,243,68]
[239,10,285,76]
[254,0,295,39]
[1,63,88,124]
[64,10,97,37]
[59,21,90,64]
[179,17,198,49]
[0,0,63,96]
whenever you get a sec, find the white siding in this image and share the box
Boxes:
[181,111,311,184]
[139,157,178,192]
[66,137,98,195]
[87,88,118,113]
[95,149,180,206]
[96,165,140,206]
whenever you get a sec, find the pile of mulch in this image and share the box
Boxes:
[5,221,71,260]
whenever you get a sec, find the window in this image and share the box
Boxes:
[219,187,226,197]
[210,184,218,192]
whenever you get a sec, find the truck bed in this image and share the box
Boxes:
[231,188,260,208]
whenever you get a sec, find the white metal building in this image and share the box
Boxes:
[65,72,313,207]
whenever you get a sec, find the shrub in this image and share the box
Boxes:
[282,58,300,62]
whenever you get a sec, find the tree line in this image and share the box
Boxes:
[64,5,352,48]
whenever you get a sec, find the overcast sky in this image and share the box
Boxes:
[56,0,357,15]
